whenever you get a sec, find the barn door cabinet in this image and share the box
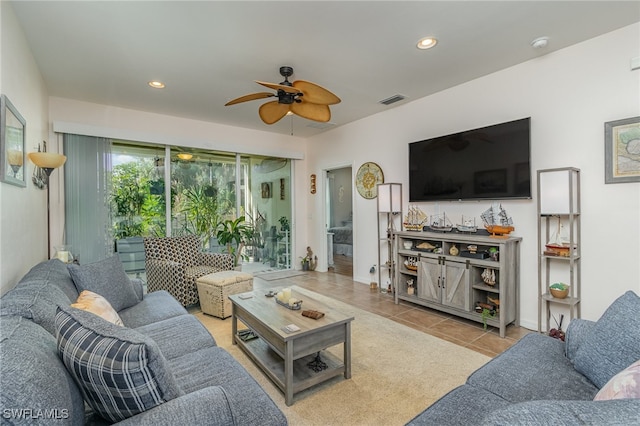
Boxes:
[394,230,521,337]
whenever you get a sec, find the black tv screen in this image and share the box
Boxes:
[409,118,531,202]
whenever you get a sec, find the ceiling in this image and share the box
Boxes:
[10,1,640,138]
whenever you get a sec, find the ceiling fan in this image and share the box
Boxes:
[225,66,341,125]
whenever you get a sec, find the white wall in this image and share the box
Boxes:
[0,2,51,295]
[306,23,640,329]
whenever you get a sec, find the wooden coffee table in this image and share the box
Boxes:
[229,285,354,406]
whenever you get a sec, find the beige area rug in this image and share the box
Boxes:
[193,288,490,426]
[255,270,309,281]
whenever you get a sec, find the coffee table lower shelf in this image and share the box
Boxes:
[235,335,345,403]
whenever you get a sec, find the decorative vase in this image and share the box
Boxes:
[449,244,459,256]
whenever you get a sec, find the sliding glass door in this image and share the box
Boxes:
[63,135,292,272]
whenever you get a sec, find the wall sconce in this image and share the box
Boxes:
[28,143,67,258]
[28,151,67,185]
[310,174,316,194]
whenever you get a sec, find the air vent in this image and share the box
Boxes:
[306,121,336,129]
[379,94,407,105]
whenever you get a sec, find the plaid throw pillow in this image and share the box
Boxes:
[55,306,183,422]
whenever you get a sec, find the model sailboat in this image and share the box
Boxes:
[456,215,478,233]
[429,213,453,232]
[481,203,514,237]
[545,217,571,256]
[403,205,428,231]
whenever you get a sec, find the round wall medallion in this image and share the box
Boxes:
[356,162,384,199]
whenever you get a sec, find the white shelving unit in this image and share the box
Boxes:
[537,167,581,333]
[277,230,290,268]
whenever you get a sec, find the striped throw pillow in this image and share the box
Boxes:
[55,306,183,422]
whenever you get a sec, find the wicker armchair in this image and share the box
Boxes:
[143,235,234,306]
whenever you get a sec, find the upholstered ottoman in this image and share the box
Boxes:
[196,271,253,318]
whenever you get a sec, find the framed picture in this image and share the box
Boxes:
[280,178,285,200]
[605,116,640,184]
[261,182,272,198]
[0,94,27,187]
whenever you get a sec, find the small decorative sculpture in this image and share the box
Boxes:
[306,246,318,271]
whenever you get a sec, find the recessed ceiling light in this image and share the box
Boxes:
[531,37,549,49]
[416,37,438,50]
[177,153,193,161]
[148,80,165,89]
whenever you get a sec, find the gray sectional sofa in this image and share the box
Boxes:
[408,290,640,425]
[0,258,287,425]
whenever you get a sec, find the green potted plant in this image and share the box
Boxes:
[181,185,226,249]
[279,216,290,232]
[481,308,496,330]
[300,255,310,271]
[216,216,254,266]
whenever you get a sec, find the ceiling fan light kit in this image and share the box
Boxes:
[225,66,340,125]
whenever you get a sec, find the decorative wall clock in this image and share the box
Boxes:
[356,162,384,199]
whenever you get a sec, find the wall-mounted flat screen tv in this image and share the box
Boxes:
[409,117,531,202]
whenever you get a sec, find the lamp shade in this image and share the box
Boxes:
[28,152,67,170]
[538,168,579,215]
[377,183,402,213]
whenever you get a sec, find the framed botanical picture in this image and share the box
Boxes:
[605,116,640,184]
[0,94,27,187]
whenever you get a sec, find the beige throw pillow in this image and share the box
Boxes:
[71,290,124,326]
[594,359,640,401]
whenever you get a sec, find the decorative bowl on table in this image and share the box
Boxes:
[549,283,569,299]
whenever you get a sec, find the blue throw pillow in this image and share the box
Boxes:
[68,255,140,311]
[55,305,183,422]
[573,291,640,388]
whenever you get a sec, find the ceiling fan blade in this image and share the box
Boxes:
[290,102,331,122]
[259,101,290,124]
[256,81,301,94]
[225,92,275,106]
[293,80,341,105]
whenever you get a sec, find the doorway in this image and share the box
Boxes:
[326,167,353,277]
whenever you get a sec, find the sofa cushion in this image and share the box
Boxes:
[594,359,640,401]
[68,255,140,311]
[407,384,510,426]
[467,333,599,401]
[118,290,187,328]
[564,318,596,363]
[71,290,124,326]
[0,279,73,336]
[573,291,640,389]
[55,306,183,423]
[19,258,79,301]
[134,314,217,360]
[1,316,85,425]
[168,346,287,425]
[481,399,640,425]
